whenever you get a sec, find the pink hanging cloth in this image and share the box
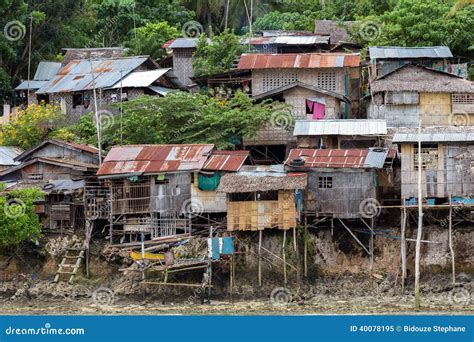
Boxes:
[312,102,325,120]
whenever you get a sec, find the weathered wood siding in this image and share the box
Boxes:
[304,169,376,218]
[226,190,297,230]
[400,143,473,198]
[368,103,419,127]
[29,144,99,165]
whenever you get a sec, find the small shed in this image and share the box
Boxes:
[218,165,307,230]
[285,148,396,218]
[293,119,387,149]
[392,126,474,200]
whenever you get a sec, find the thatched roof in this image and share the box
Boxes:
[371,64,474,93]
[218,169,307,193]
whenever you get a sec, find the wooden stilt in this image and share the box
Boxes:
[229,255,234,300]
[401,201,407,293]
[448,195,456,285]
[109,184,113,244]
[258,229,262,287]
[283,230,287,285]
[293,227,297,252]
[85,248,90,278]
[304,216,308,277]
[369,217,374,271]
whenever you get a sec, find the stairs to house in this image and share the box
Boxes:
[54,248,85,284]
[54,220,94,283]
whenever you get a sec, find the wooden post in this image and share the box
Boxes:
[258,229,262,287]
[414,120,424,310]
[109,183,113,244]
[401,200,407,293]
[304,216,308,277]
[369,217,374,271]
[229,255,233,301]
[293,227,297,252]
[448,195,456,285]
[283,230,287,285]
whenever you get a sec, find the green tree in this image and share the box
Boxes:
[125,22,180,59]
[0,103,66,149]
[193,30,244,77]
[103,91,290,149]
[0,186,44,246]
[355,0,474,57]
[252,11,317,32]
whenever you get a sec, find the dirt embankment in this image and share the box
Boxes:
[0,226,472,314]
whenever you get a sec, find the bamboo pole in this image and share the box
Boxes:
[293,227,297,252]
[401,200,407,293]
[369,217,374,271]
[258,229,262,287]
[283,230,287,285]
[304,216,308,277]
[414,120,424,309]
[448,195,456,285]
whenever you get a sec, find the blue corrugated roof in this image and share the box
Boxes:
[37,57,149,94]
[369,46,453,61]
[34,61,62,81]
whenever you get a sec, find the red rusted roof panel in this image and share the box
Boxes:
[238,53,360,69]
[97,144,214,176]
[286,148,370,168]
[203,150,249,171]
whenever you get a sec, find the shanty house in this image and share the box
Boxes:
[237,53,361,146]
[314,20,360,52]
[293,119,387,149]
[35,56,183,122]
[368,46,467,79]
[368,64,474,127]
[166,38,199,87]
[96,144,214,240]
[0,139,100,230]
[191,150,249,213]
[285,148,397,218]
[217,165,307,231]
[393,127,474,201]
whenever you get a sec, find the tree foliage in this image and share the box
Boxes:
[0,103,66,149]
[125,22,180,59]
[102,91,291,149]
[0,186,44,247]
[193,30,244,77]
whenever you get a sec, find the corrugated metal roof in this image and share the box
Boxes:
[37,57,149,94]
[392,127,474,143]
[245,35,329,45]
[293,119,387,136]
[0,146,23,166]
[110,69,170,88]
[369,46,453,61]
[148,86,174,96]
[34,61,62,81]
[15,80,48,90]
[203,151,249,172]
[287,149,369,168]
[365,148,390,168]
[97,144,214,176]
[168,38,199,49]
[42,179,85,194]
[238,53,360,69]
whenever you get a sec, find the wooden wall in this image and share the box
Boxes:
[283,87,339,120]
[400,143,473,198]
[226,190,297,230]
[420,92,451,126]
[305,169,377,218]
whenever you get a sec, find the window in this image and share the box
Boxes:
[318,176,333,188]
[72,93,84,108]
[385,91,419,105]
[262,71,298,92]
[256,191,278,201]
[452,93,474,104]
[414,146,439,170]
[316,71,337,91]
[28,173,43,180]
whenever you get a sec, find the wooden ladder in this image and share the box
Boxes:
[54,247,85,283]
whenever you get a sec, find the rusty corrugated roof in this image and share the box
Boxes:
[97,144,214,176]
[238,53,360,69]
[203,150,249,172]
[286,148,395,169]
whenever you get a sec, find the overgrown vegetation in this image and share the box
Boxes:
[0,184,44,247]
[52,91,291,150]
[0,103,66,149]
